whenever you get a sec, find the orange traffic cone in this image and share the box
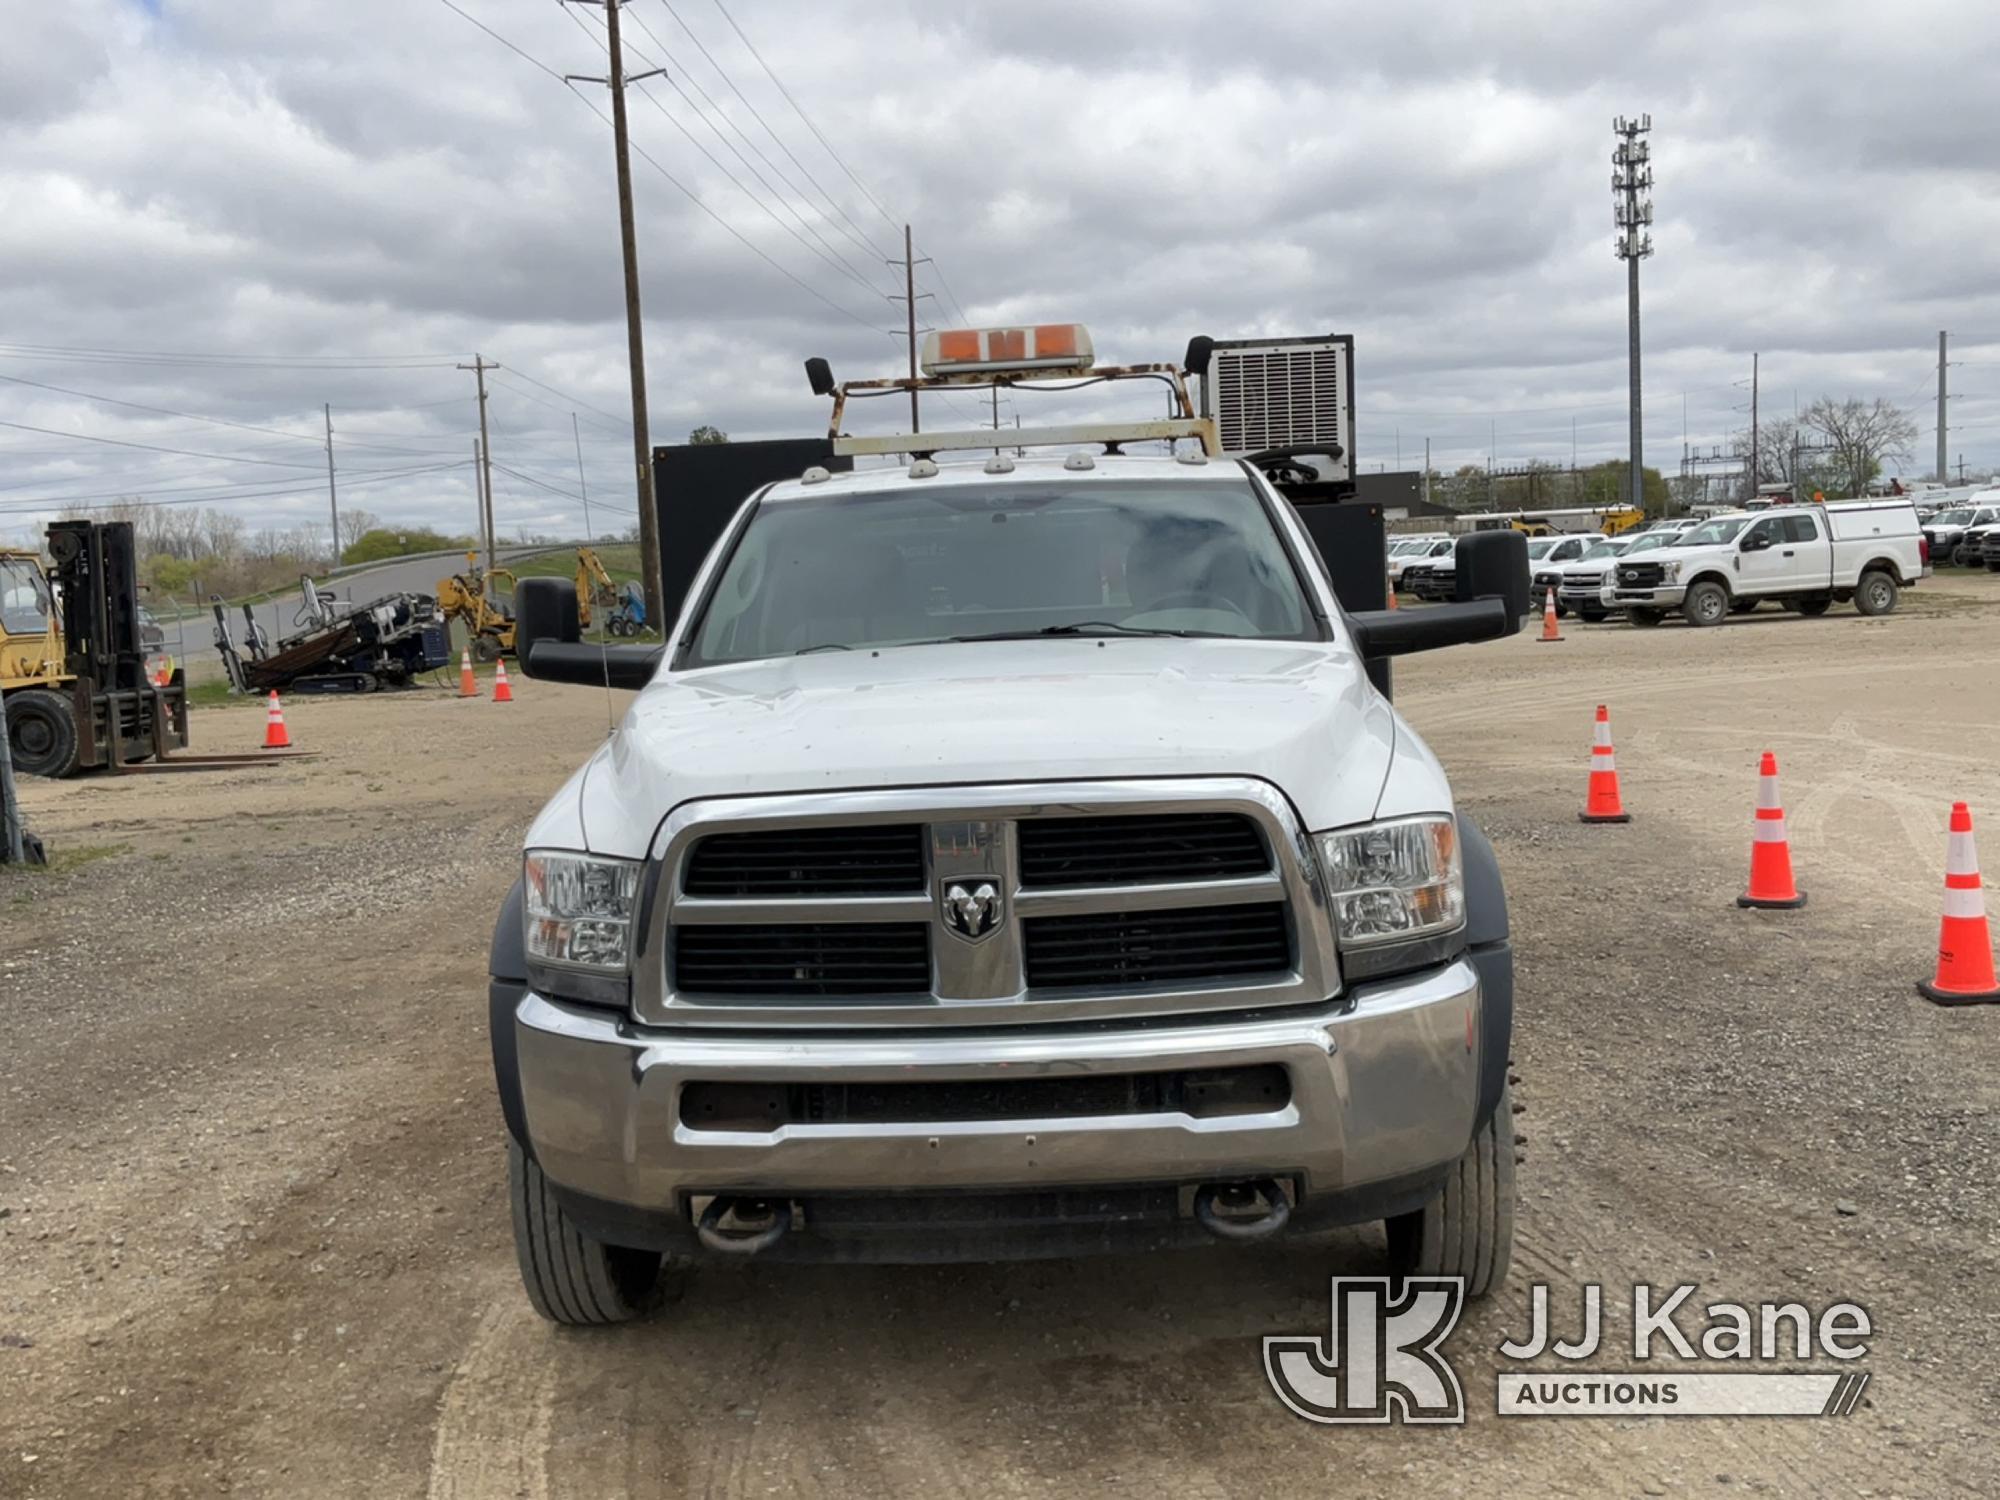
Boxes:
[262,691,292,750]
[1579,704,1630,823]
[1538,587,1563,642]
[1737,752,1805,909]
[1385,575,1399,611]
[492,659,514,703]
[1917,802,2000,1005]
[458,648,476,699]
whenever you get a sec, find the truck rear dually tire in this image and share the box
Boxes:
[1682,581,1730,627]
[509,1142,675,1326]
[1385,1081,1515,1300]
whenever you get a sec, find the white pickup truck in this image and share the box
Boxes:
[486,328,1533,1324]
[1608,500,1925,627]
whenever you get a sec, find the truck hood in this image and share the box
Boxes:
[536,637,1403,859]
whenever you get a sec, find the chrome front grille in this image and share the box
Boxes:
[642,780,1337,1030]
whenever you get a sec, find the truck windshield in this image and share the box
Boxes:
[1623,532,1678,554]
[1523,538,1558,560]
[1579,542,1624,561]
[1934,509,1972,526]
[1682,516,1751,547]
[0,557,51,635]
[685,479,1315,666]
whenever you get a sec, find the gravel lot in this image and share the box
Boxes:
[4,568,1997,1499]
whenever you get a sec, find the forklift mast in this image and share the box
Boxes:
[47,520,150,695]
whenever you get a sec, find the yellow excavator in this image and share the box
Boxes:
[434,548,626,659]
[434,555,519,661]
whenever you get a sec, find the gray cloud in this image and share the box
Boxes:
[3,0,1997,552]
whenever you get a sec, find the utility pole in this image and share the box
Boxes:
[1423,437,1431,506]
[1613,115,1655,513]
[565,0,666,627]
[886,226,934,438]
[459,356,500,579]
[1937,330,1948,484]
[323,403,340,566]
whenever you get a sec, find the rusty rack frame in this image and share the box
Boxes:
[825,362,1218,460]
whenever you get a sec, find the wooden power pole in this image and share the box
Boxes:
[566,0,665,627]
[459,356,500,579]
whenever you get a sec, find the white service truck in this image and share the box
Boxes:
[1920,495,2000,564]
[1608,500,1925,627]
[487,326,1532,1323]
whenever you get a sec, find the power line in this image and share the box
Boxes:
[649,0,895,265]
[0,460,471,514]
[433,0,897,340]
[485,367,632,429]
[0,418,344,471]
[0,341,461,370]
[0,371,450,457]
[614,9,893,296]
[709,0,901,236]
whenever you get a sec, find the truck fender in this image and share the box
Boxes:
[489,877,532,1151]
[1687,570,1733,597]
[1457,815,1513,1131]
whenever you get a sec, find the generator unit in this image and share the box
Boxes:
[1188,333,1355,496]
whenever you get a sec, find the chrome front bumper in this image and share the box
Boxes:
[514,957,1483,1211]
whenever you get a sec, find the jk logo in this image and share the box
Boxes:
[1263,1278,1467,1425]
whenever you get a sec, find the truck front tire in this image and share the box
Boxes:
[1855,571,1898,616]
[5,689,80,778]
[1626,607,1663,627]
[1385,1081,1516,1300]
[1682,581,1730,627]
[509,1142,675,1325]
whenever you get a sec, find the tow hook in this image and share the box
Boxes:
[695,1196,791,1256]
[1192,1179,1291,1242]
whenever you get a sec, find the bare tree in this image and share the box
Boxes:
[1801,397,1917,499]
[335,508,380,558]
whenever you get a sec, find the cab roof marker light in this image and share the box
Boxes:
[1063,452,1096,472]
[799,465,832,485]
[908,457,939,479]
[983,454,1015,474]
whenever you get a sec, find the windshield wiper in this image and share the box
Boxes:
[793,641,853,654]
[945,621,1222,643]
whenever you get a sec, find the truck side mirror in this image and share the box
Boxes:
[1740,531,1772,552]
[514,577,662,690]
[1454,529,1531,619]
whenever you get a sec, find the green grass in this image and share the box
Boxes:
[3,841,129,889]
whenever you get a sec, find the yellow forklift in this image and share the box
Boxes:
[1,521,190,777]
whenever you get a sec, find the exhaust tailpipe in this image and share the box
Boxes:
[1193,1179,1291,1242]
[694,1196,791,1256]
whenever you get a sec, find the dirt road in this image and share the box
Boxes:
[5,575,1998,1498]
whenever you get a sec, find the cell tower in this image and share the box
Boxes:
[1613,115,1655,513]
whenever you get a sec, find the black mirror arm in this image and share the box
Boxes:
[1348,598,1514,658]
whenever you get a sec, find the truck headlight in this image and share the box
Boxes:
[1314,816,1464,979]
[525,849,641,972]
[1658,560,1681,582]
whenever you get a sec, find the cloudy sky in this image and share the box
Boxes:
[4,0,1998,553]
